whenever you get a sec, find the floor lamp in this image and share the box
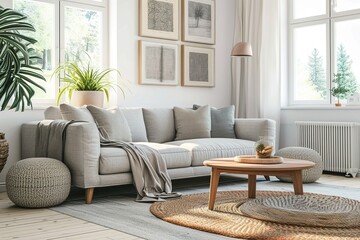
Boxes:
[231,42,253,115]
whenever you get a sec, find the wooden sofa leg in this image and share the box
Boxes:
[85,188,94,204]
[264,175,270,181]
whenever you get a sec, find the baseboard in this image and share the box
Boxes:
[0,182,5,193]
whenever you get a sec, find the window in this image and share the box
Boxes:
[1,0,108,105]
[289,0,360,105]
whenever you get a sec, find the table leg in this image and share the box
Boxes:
[248,175,257,199]
[292,170,303,195]
[208,168,220,210]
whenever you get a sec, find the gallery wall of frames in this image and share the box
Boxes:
[138,0,215,87]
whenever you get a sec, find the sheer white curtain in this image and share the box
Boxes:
[231,0,280,145]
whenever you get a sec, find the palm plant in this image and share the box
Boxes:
[0,6,46,111]
[52,60,125,105]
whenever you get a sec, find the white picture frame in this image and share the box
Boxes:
[181,45,214,87]
[182,0,215,44]
[139,40,180,86]
[139,0,179,40]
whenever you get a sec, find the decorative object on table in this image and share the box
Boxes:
[275,147,323,183]
[181,45,215,87]
[150,190,360,239]
[235,155,283,164]
[52,58,126,107]
[0,6,46,111]
[240,194,360,228]
[182,0,215,44]
[0,133,9,173]
[255,136,274,158]
[6,158,71,208]
[138,40,179,86]
[139,0,179,40]
[331,72,358,107]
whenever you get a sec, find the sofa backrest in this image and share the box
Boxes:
[44,106,176,143]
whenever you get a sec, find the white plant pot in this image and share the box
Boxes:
[71,91,104,107]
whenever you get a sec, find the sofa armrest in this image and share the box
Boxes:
[234,118,276,143]
[21,121,101,189]
[64,122,101,188]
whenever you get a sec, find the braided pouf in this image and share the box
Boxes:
[6,158,71,208]
[276,147,323,183]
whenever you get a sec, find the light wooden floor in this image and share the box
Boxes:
[0,193,143,240]
[0,174,359,240]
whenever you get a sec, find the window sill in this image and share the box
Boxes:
[281,105,360,110]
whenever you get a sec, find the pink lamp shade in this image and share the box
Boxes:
[231,42,253,57]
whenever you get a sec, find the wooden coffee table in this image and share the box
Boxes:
[203,158,315,210]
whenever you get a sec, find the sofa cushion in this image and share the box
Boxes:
[120,108,148,142]
[60,104,95,122]
[44,106,62,120]
[99,143,191,175]
[143,108,175,143]
[193,105,236,138]
[87,106,132,142]
[166,138,255,166]
[174,106,211,141]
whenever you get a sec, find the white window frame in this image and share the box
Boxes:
[288,0,360,106]
[0,0,109,107]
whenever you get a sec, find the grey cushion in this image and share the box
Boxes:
[143,108,175,143]
[174,106,211,141]
[99,143,191,174]
[87,106,132,142]
[44,106,62,120]
[59,104,95,122]
[120,108,148,142]
[194,105,236,138]
[167,138,255,166]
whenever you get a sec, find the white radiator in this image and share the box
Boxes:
[296,121,360,177]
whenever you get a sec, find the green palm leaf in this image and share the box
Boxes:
[0,6,46,111]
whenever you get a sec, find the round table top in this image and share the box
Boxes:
[203,158,315,171]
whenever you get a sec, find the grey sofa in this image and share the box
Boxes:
[21,107,276,203]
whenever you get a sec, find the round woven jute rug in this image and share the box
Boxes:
[240,195,360,228]
[150,191,360,240]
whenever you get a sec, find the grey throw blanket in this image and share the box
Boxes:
[35,120,181,202]
[100,136,181,202]
[35,120,74,160]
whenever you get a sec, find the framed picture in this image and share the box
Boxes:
[139,0,179,40]
[181,45,214,87]
[139,40,179,86]
[182,0,215,44]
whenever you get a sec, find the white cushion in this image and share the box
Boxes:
[44,106,62,120]
[173,106,211,141]
[99,143,191,175]
[166,138,255,166]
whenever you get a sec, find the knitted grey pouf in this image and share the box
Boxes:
[275,147,323,183]
[6,158,71,208]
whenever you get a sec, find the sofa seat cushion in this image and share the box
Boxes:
[166,138,255,166]
[99,143,192,175]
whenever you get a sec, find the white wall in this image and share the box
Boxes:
[280,108,360,148]
[114,0,235,108]
[0,110,44,186]
[0,0,236,187]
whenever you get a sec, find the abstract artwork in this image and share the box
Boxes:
[140,0,179,40]
[182,0,215,44]
[182,45,214,87]
[139,40,179,85]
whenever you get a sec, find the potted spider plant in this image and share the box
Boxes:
[0,6,46,172]
[53,61,125,107]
